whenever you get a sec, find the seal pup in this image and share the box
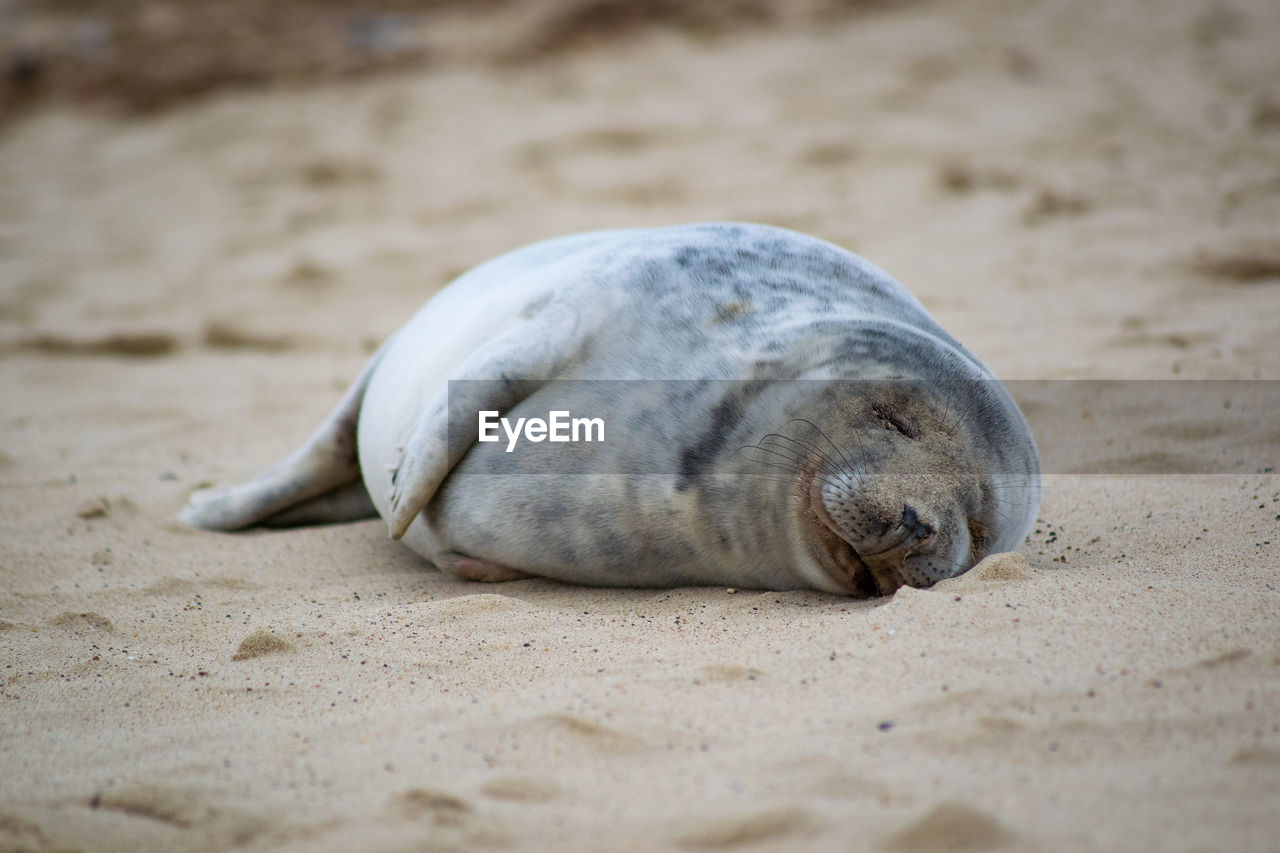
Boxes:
[180,223,1040,596]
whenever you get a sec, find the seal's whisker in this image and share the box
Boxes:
[783,418,854,471]
[738,474,810,489]
[737,471,817,494]
[838,421,872,486]
[738,443,807,473]
[736,461,806,481]
[938,392,961,436]
[775,426,869,502]
[755,433,840,484]
[734,444,810,489]
[738,439,804,460]
[987,496,1040,518]
[756,431,836,468]
[751,439,811,466]
[982,490,1044,520]
[815,472,859,502]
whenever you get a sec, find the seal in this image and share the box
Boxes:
[180,223,1040,596]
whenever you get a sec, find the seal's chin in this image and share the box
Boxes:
[803,477,903,597]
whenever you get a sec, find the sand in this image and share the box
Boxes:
[3,0,1279,850]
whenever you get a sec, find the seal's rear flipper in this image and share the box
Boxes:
[179,341,389,531]
[259,479,378,527]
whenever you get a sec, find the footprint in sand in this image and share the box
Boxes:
[391,788,507,844]
[1230,747,1280,767]
[884,801,1018,851]
[673,806,814,849]
[1192,247,1280,283]
[201,320,295,352]
[393,787,471,824]
[480,776,561,803]
[9,331,178,358]
[89,783,267,846]
[527,712,643,755]
[0,813,56,851]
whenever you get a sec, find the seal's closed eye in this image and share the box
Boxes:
[872,403,921,439]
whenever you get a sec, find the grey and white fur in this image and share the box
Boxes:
[181,223,1041,596]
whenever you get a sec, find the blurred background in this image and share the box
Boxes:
[1,0,1277,381]
[0,1,900,121]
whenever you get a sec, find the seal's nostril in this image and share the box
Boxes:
[901,504,934,540]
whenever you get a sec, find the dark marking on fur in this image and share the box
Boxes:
[677,380,770,491]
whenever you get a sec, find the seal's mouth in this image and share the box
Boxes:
[802,474,884,597]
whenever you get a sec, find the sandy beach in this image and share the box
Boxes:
[2,0,1279,850]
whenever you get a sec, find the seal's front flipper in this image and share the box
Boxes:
[386,303,592,540]
[386,378,537,539]
[180,342,388,531]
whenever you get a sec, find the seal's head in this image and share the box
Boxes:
[772,380,1038,597]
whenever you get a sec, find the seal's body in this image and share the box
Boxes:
[181,223,1040,596]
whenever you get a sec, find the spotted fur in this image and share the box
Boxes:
[181,223,1041,596]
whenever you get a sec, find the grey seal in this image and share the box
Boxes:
[180,223,1041,596]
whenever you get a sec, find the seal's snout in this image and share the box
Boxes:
[869,503,936,558]
[801,467,965,596]
[801,474,902,596]
[847,500,941,596]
